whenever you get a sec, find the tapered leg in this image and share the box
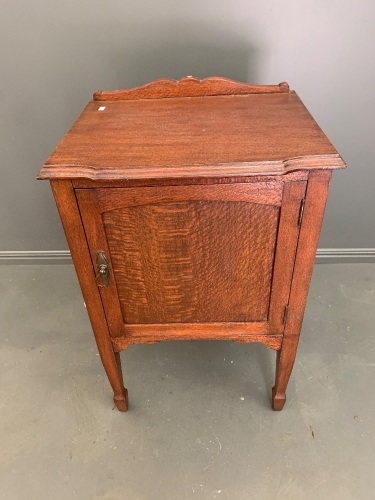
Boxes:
[112,352,128,411]
[272,336,299,410]
[51,179,128,412]
[96,347,128,411]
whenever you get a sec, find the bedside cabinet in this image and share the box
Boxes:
[38,77,345,411]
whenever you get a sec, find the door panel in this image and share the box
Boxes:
[76,181,305,339]
[102,200,278,323]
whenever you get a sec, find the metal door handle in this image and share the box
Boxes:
[95,251,110,287]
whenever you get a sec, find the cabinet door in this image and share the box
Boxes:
[76,181,306,341]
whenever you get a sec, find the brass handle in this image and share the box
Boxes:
[95,251,110,287]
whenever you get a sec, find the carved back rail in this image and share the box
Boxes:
[93,76,290,101]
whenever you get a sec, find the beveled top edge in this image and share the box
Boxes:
[93,76,290,101]
[37,154,346,181]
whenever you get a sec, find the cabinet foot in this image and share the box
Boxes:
[114,388,129,412]
[271,386,286,411]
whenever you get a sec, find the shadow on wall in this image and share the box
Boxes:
[44,20,263,106]
[95,24,260,90]
[106,44,258,91]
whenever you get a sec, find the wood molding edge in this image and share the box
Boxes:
[93,76,290,101]
[38,155,346,181]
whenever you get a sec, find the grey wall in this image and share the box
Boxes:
[2,1,374,254]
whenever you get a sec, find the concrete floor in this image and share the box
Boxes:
[0,264,374,500]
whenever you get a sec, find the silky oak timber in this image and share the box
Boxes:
[38,76,346,412]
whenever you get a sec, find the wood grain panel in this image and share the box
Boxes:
[102,200,279,324]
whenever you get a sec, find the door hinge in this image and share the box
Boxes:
[283,305,289,325]
[298,198,305,226]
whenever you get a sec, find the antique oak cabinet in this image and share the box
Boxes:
[38,77,345,412]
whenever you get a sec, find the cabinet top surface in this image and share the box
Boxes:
[39,80,345,180]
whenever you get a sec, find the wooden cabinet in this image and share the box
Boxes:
[38,77,345,412]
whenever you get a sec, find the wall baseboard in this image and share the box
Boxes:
[315,248,375,263]
[0,250,72,265]
[0,248,375,265]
